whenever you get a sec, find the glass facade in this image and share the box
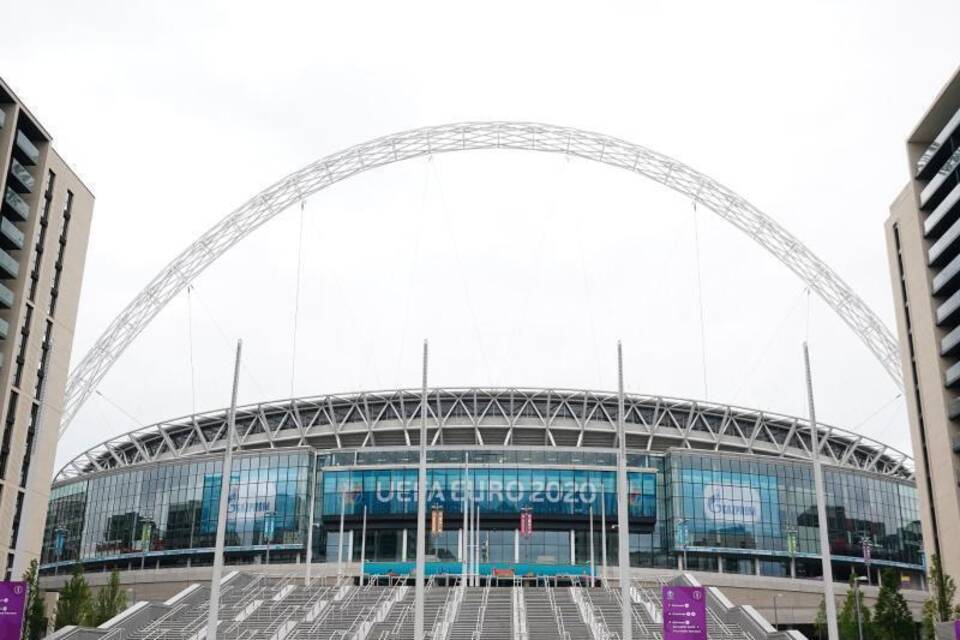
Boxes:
[667,452,922,569]
[42,451,311,567]
[40,447,924,586]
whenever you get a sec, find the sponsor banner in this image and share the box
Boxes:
[0,581,27,639]
[662,585,707,640]
[703,485,761,524]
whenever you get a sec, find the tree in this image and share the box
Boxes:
[54,565,92,629]
[921,554,960,640]
[838,573,873,640]
[814,597,828,640]
[21,560,48,640]
[873,569,914,640]
[92,569,126,626]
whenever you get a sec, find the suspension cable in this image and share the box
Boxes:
[291,200,306,398]
[692,201,709,399]
[95,389,145,428]
[187,284,197,415]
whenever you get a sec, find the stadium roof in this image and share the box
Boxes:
[55,388,914,483]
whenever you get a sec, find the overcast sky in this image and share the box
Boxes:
[3,0,959,471]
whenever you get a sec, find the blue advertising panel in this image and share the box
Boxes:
[320,468,657,519]
[676,468,781,546]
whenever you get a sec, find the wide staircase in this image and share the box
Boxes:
[447,585,513,640]
[53,572,806,640]
[524,586,590,640]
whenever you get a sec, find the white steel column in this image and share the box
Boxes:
[359,506,367,586]
[589,506,595,584]
[616,342,632,640]
[601,493,608,586]
[474,506,480,586]
[337,490,346,577]
[206,340,242,640]
[305,453,318,586]
[414,340,429,640]
[804,343,839,640]
[462,456,469,585]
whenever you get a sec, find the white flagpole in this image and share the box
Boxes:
[616,341,632,640]
[462,456,469,586]
[601,491,608,587]
[206,340,242,640]
[804,343,839,640]
[359,505,367,587]
[414,340,429,639]
[589,505,595,584]
[305,454,318,586]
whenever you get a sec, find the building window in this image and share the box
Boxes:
[9,491,24,548]
[0,391,18,478]
[18,403,40,488]
[33,320,53,399]
[28,171,55,303]
[48,190,72,317]
[13,306,32,388]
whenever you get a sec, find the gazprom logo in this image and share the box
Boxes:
[703,485,761,523]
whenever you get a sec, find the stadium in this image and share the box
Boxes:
[39,387,926,632]
[36,123,931,638]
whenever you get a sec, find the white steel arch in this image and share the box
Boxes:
[59,122,903,437]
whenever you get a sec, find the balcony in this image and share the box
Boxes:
[947,362,960,387]
[0,219,24,251]
[7,159,34,194]
[942,325,960,356]
[937,289,960,325]
[921,149,960,210]
[0,283,14,309]
[917,105,960,180]
[0,249,20,280]
[2,188,29,222]
[932,252,960,297]
[13,131,39,167]
[928,213,960,267]
[924,182,960,238]
[0,317,9,341]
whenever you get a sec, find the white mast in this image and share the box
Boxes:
[804,343,839,640]
[206,340,242,640]
[414,340,429,639]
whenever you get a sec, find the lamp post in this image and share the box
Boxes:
[676,518,689,571]
[853,574,868,640]
[787,526,798,579]
[860,535,873,586]
[264,510,274,566]
[53,526,67,576]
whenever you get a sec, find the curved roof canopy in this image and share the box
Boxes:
[55,387,914,483]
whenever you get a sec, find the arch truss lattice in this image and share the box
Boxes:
[55,388,913,482]
[60,122,902,437]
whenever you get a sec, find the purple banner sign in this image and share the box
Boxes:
[662,585,707,639]
[954,618,960,639]
[0,581,27,639]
